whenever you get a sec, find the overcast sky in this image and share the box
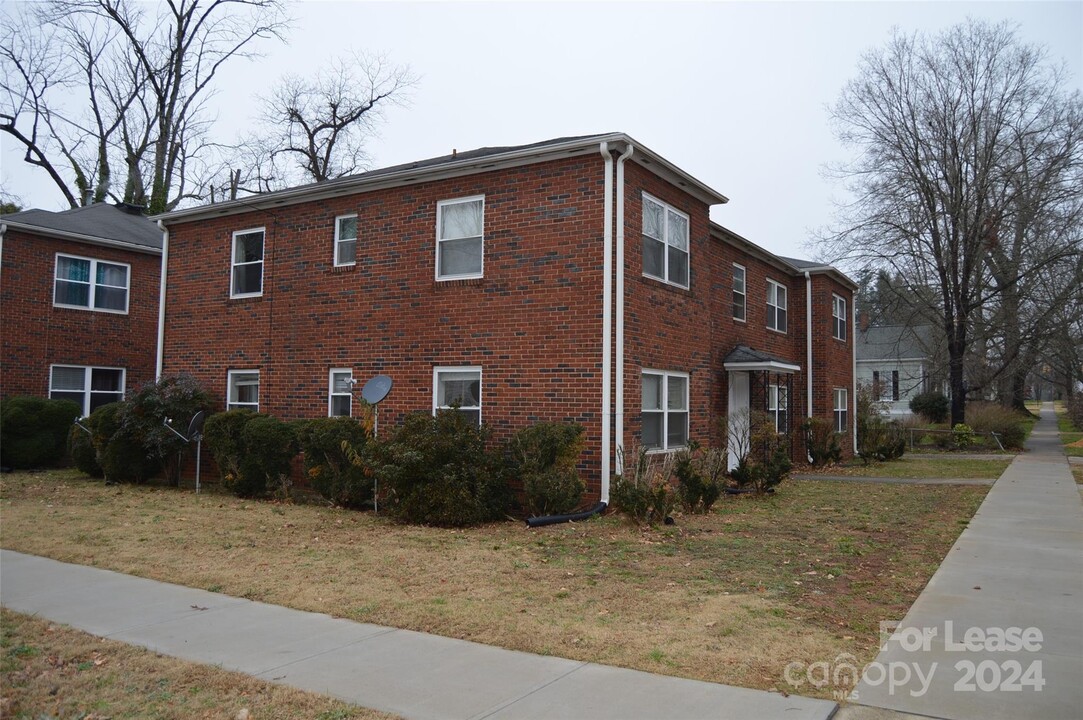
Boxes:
[3,1,1080,261]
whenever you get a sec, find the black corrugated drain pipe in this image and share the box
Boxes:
[526,502,607,528]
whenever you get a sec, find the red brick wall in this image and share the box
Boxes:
[0,229,160,403]
[811,274,855,450]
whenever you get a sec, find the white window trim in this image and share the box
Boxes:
[435,195,485,281]
[230,227,265,299]
[328,368,353,417]
[227,369,260,412]
[48,364,126,416]
[641,192,691,289]
[432,366,482,423]
[767,278,788,334]
[768,383,789,433]
[833,388,848,433]
[334,214,358,267]
[732,263,747,322]
[641,369,690,452]
[53,253,131,315]
[832,294,847,341]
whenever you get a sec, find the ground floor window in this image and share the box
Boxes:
[834,388,848,433]
[434,367,481,426]
[227,370,260,411]
[49,365,124,416]
[329,368,353,417]
[641,370,689,450]
[768,384,789,433]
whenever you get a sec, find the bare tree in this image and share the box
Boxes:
[2,0,289,212]
[820,20,1083,425]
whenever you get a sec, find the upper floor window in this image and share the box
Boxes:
[49,365,124,416]
[642,194,689,288]
[54,254,129,313]
[833,388,848,433]
[434,366,481,426]
[732,264,746,321]
[335,215,358,267]
[227,370,259,411]
[436,196,484,280]
[329,368,353,417]
[641,370,689,450]
[767,279,788,333]
[231,228,265,298]
[832,294,847,341]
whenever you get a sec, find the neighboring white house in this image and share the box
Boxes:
[856,325,941,416]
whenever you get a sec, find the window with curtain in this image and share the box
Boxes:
[767,279,788,333]
[49,365,124,415]
[335,215,357,266]
[228,370,260,410]
[231,228,265,297]
[54,254,129,312]
[642,195,690,288]
[329,369,353,416]
[436,197,484,280]
[434,367,481,425]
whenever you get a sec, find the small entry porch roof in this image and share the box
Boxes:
[722,345,801,374]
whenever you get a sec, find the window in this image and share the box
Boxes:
[732,264,746,321]
[767,279,787,333]
[434,367,481,425]
[329,369,353,417]
[49,365,124,416]
[335,215,357,267]
[641,370,689,450]
[833,388,848,433]
[768,384,789,433]
[872,371,882,400]
[642,194,689,288]
[231,228,265,297]
[53,254,130,313]
[832,294,847,341]
[436,196,484,280]
[892,370,900,402]
[227,370,259,411]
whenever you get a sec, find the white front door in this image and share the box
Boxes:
[727,372,750,471]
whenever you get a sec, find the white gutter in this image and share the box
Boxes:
[155,220,169,379]
[599,143,614,504]
[614,143,634,475]
[0,220,161,255]
[852,301,859,453]
[0,223,7,277]
[805,271,814,461]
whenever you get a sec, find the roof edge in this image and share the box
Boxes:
[710,222,856,289]
[2,220,162,255]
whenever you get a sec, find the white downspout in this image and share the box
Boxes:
[599,143,614,504]
[155,220,169,380]
[614,143,634,476]
[805,271,814,461]
[852,299,858,453]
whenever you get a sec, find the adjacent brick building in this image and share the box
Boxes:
[156,133,856,501]
[0,203,162,415]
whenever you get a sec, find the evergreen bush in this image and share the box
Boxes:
[296,416,373,508]
[0,396,81,469]
[509,422,585,516]
[910,391,949,423]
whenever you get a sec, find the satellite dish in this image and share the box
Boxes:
[186,410,206,440]
[361,375,393,405]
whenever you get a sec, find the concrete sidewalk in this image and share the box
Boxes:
[0,550,835,720]
[851,402,1083,720]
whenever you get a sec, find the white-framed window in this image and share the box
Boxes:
[436,196,484,280]
[227,370,260,411]
[434,366,481,425]
[732,264,746,321]
[49,365,125,416]
[832,294,847,341]
[329,368,353,417]
[642,194,690,288]
[53,254,130,313]
[767,279,788,333]
[768,384,789,433]
[334,214,358,267]
[833,388,848,433]
[231,228,265,298]
[641,370,689,450]
[891,370,900,402]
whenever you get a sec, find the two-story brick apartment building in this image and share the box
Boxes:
[156,133,855,502]
[0,203,162,415]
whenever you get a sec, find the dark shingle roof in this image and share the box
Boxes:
[724,345,790,365]
[856,325,935,361]
[2,203,161,251]
[777,256,825,270]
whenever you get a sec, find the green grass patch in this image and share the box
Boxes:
[816,457,1010,479]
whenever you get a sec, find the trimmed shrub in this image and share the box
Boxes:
[910,391,949,424]
[235,415,297,498]
[858,416,907,463]
[508,422,585,516]
[0,396,81,469]
[612,446,679,523]
[296,416,373,508]
[117,375,213,486]
[94,402,155,483]
[728,412,792,494]
[69,417,103,478]
[203,410,257,487]
[951,423,975,450]
[803,417,842,466]
[965,402,1027,450]
[376,410,509,527]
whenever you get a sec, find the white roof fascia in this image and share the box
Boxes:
[2,221,162,255]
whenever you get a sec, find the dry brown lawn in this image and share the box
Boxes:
[0,608,395,720]
[0,470,988,699]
